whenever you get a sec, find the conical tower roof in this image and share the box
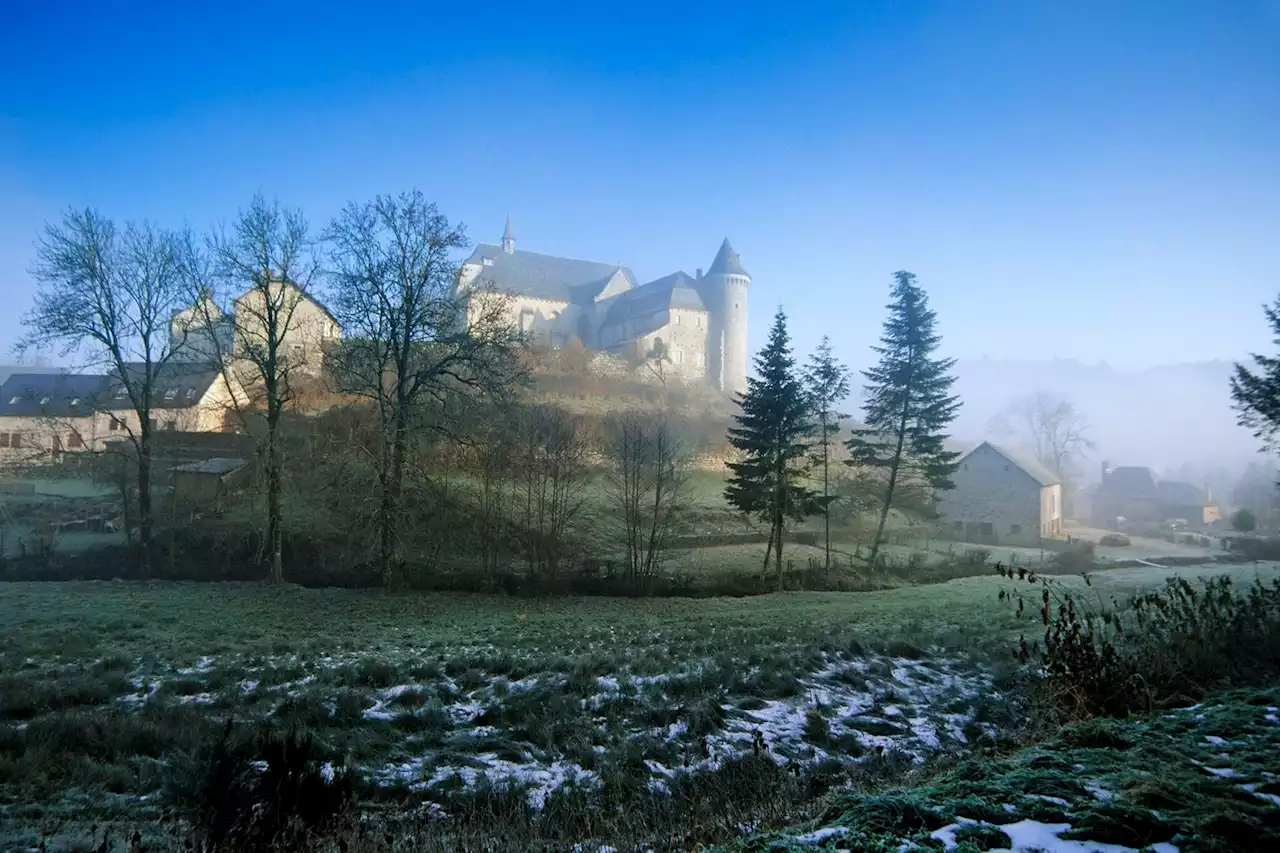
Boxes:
[707,238,748,277]
[502,214,515,244]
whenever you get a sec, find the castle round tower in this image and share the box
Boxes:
[703,238,750,396]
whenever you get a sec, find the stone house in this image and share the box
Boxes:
[0,365,245,466]
[456,217,751,395]
[170,279,341,377]
[1091,462,1162,525]
[1156,480,1221,527]
[936,441,1064,547]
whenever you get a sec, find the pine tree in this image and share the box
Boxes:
[804,336,851,571]
[1231,297,1280,451]
[725,308,820,589]
[846,271,961,575]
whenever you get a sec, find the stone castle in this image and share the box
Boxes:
[456,217,750,395]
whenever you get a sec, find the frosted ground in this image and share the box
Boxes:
[104,644,997,810]
[3,564,1279,850]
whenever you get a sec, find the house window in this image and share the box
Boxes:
[185,388,196,399]
[68,432,83,449]
[979,522,994,537]
[1010,524,1022,535]
[10,432,22,449]
[164,388,178,401]
[0,433,9,448]
[109,417,122,432]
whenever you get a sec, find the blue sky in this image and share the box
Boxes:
[2,0,1278,373]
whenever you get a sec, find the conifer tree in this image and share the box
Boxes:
[725,308,820,589]
[846,271,961,574]
[804,336,851,570]
[1231,297,1280,451]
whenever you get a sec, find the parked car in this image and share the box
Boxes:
[1099,533,1131,547]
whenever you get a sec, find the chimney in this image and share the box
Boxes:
[1101,460,1110,482]
[696,268,703,280]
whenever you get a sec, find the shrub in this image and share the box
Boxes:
[998,564,1280,718]
[1232,508,1258,532]
[169,721,354,852]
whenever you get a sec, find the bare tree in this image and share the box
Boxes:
[603,410,692,587]
[511,405,590,582]
[991,391,1095,479]
[19,209,188,568]
[324,192,524,587]
[183,195,317,584]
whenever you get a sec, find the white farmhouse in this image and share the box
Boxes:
[936,441,1063,547]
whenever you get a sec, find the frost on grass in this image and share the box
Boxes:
[932,818,1180,853]
[99,644,996,812]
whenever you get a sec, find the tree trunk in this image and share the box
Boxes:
[822,413,831,571]
[761,522,775,583]
[266,405,284,584]
[382,408,409,588]
[866,399,912,577]
[775,511,785,591]
[136,419,153,572]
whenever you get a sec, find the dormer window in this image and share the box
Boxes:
[39,396,50,405]
[70,398,80,406]
[7,396,18,405]
[114,387,127,399]
[164,388,178,401]
[185,388,196,399]
[482,258,494,267]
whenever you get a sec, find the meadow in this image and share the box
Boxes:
[3,561,1278,851]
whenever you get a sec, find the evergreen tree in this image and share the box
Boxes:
[845,271,961,574]
[1231,297,1280,451]
[804,336,852,570]
[725,308,820,589]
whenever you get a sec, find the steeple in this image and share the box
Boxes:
[502,214,516,254]
[707,238,748,277]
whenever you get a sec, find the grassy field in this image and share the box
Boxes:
[740,685,1280,852]
[2,562,1279,850]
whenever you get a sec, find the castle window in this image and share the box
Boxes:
[696,315,702,328]
[697,352,706,368]
[673,349,684,365]
[675,314,681,325]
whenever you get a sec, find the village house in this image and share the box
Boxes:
[0,364,245,466]
[936,441,1064,547]
[1156,480,1222,527]
[170,278,342,377]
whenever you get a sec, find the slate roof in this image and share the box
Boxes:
[707,238,749,277]
[976,441,1061,487]
[465,244,638,304]
[0,373,121,418]
[603,272,707,326]
[106,363,223,409]
[1099,466,1160,500]
[0,364,62,389]
[1158,480,1209,507]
